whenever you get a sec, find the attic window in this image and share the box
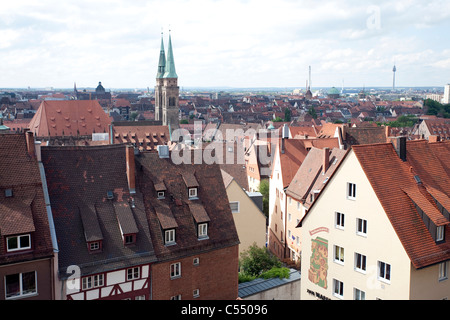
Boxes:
[88,241,102,252]
[124,234,136,245]
[165,229,176,245]
[5,189,13,197]
[189,188,198,199]
[107,191,114,200]
[6,234,31,252]
[157,191,165,199]
[198,223,208,240]
[437,226,445,242]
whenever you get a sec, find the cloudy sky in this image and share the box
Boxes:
[1,0,449,89]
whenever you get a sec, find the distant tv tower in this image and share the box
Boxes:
[392,64,397,91]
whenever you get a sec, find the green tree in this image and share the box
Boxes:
[239,244,282,277]
[129,112,138,121]
[284,108,291,122]
[273,116,284,122]
[308,106,317,119]
[258,179,269,218]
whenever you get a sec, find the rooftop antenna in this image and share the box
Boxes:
[392,61,397,91]
[309,66,312,90]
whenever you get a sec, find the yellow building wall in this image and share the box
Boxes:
[226,179,267,257]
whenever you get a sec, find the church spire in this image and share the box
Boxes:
[156,31,166,79]
[163,31,178,79]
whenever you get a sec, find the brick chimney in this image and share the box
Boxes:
[25,129,36,159]
[323,147,330,174]
[126,145,136,194]
[429,135,440,143]
[391,136,407,162]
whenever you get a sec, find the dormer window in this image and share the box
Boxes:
[124,234,136,245]
[6,234,31,252]
[165,229,176,245]
[198,223,208,239]
[88,241,102,252]
[437,226,445,242]
[154,181,167,200]
[189,188,198,199]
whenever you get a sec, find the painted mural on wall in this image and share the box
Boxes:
[308,237,328,289]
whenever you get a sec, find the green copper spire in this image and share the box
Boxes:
[163,32,178,79]
[156,32,166,79]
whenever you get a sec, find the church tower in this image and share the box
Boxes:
[155,32,166,122]
[155,31,179,132]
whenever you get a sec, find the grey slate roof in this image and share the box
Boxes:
[238,269,301,298]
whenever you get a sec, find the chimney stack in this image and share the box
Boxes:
[281,124,289,154]
[392,136,407,162]
[323,147,330,174]
[25,130,36,159]
[126,145,136,194]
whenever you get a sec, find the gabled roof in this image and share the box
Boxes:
[136,152,240,261]
[41,144,156,277]
[275,138,340,188]
[28,100,111,137]
[352,141,450,269]
[0,133,53,264]
[286,147,348,207]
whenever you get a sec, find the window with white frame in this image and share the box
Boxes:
[439,261,448,281]
[193,289,200,298]
[354,288,366,300]
[334,245,345,264]
[165,229,176,245]
[170,262,181,279]
[6,234,31,252]
[335,212,345,229]
[170,294,181,300]
[333,279,344,299]
[193,257,199,266]
[356,218,367,236]
[157,191,165,199]
[127,267,140,281]
[188,187,198,198]
[229,201,240,213]
[198,223,208,239]
[82,274,104,290]
[437,226,445,242]
[347,182,356,200]
[378,261,391,282]
[4,271,37,299]
[355,253,367,273]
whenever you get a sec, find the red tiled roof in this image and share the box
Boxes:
[276,137,339,188]
[113,125,169,152]
[28,100,111,137]
[353,141,450,269]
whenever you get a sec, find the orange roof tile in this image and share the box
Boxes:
[352,141,450,269]
[28,100,111,137]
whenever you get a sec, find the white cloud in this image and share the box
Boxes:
[0,0,449,88]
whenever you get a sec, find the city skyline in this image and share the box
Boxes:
[1,0,449,89]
